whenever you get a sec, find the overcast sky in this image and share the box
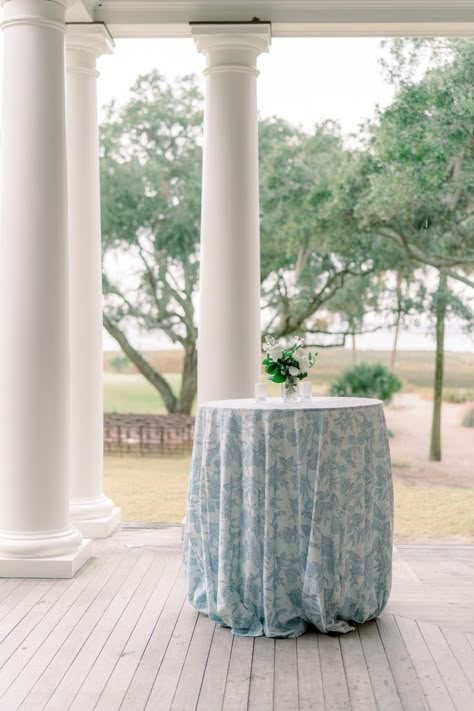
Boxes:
[97,37,395,136]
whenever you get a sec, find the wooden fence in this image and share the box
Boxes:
[104,414,195,456]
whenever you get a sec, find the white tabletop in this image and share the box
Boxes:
[201,396,383,410]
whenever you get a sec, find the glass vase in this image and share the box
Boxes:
[281,376,299,402]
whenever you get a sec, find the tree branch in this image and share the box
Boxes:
[103,314,177,413]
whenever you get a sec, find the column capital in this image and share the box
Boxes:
[66,22,114,76]
[1,0,73,31]
[66,22,114,57]
[191,23,271,75]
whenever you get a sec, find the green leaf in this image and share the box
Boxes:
[271,372,286,383]
[266,362,278,374]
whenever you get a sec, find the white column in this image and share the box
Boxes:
[192,24,271,403]
[66,25,121,538]
[0,0,91,577]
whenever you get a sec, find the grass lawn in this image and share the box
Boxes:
[104,455,474,543]
[393,483,474,543]
[103,350,474,414]
[104,455,190,523]
[104,372,181,414]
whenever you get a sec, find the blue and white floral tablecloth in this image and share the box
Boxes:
[183,397,393,637]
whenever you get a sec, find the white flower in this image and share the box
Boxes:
[293,349,304,363]
[289,365,300,376]
[263,335,276,353]
[269,345,283,361]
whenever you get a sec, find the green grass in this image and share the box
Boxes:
[104,455,474,542]
[103,350,474,414]
[394,482,474,543]
[104,372,181,414]
[104,455,189,522]
[309,349,474,390]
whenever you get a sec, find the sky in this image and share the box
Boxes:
[97,37,395,137]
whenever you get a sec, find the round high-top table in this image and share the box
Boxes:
[183,397,393,636]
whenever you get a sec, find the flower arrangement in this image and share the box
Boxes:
[262,335,317,399]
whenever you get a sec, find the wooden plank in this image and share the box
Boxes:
[0,579,72,670]
[0,580,22,606]
[170,613,215,711]
[94,557,182,711]
[441,627,474,691]
[0,540,110,667]
[418,621,474,710]
[358,620,403,711]
[0,579,55,636]
[0,544,135,710]
[0,537,472,711]
[296,630,324,711]
[274,638,298,711]
[120,570,188,710]
[376,615,429,711]
[0,542,121,701]
[248,636,274,711]
[144,598,199,711]
[318,633,351,711]
[68,551,170,710]
[43,549,156,710]
[196,624,233,711]
[395,616,455,711]
[221,635,254,711]
[339,629,377,711]
[0,581,42,626]
[384,607,474,634]
[392,548,423,586]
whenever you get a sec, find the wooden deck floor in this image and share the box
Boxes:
[0,528,473,711]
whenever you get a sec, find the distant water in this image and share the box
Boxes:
[103,325,473,353]
[350,326,473,352]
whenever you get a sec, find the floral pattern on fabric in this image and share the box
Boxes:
[183,398,393,637]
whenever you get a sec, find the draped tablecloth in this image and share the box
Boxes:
[183,397,393,636]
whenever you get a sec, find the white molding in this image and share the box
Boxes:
[66,22,114,55]
[271,22,474,37]
[107,21,474,39]
[0,539,92,578]
[89,0,474,38]
[93,0,474,10]
[67,0,95,21]
[192,22,271,56]
[72,508,121,539]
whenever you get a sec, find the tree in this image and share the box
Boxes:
[359,38,474,458]
[259,120,389,345]
[100,71,203,414]
[360,39,474,288]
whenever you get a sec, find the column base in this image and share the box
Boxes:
[0,538,92,578]
[72,506,121,538]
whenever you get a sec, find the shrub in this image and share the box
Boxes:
[330,363,402,404]
[462,408,474,428]
[444,388,474,404]
[109,354,131,374]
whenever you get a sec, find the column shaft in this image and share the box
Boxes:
[0,0,90,576]
[66,26,120,538]
[193,25,271,403]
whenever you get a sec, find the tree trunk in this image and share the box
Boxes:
[391,272,402,371]
[429,272,447,462]
[176,341,197,414]
[103,314,177,413]
[351,331,357,366]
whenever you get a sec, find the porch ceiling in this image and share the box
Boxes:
[67,1,474,38]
